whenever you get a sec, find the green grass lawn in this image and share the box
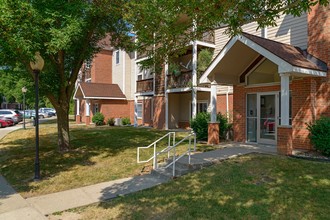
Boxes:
[62,154,330,220]
[0,123,207,198]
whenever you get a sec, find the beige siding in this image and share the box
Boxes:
[112,49,124,92]
[268,13,307,49]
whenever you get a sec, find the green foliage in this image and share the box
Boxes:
[190,112,210,140]
[126,0,329,67]
[92,112,105,126]
[190,112,232,141]
[307,117,330,156]
[122,117,131,125]
[197,49,213,78]
[217,112,231,140]
[169,63,181,76]
[107,118,115,126]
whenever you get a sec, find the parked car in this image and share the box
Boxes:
[0,116,14,126]
[26,110,45,119]
[0,109,23,124]
[0,118,9,128]
[39,108,56,117]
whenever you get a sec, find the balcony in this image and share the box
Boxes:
[136,78,154,93]
[199,31,214,44]
[167,70,192,89]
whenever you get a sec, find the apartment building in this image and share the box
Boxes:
[200,4,329,154]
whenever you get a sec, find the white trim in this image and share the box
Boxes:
[280,73,290,126]
[245,82,281,88]
[199,34,327,84]
[195,40,216,48]
[123,51,126,93]
[167,87,192,93]
[76,99,80,116]
[197,87,211,92]
[83,97,126,100]
[210,81,217,123]
[135,56,149,63]
[165,63,169,130]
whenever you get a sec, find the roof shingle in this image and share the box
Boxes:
[80,83,126,99]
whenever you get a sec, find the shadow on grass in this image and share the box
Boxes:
[0,126,168,195]
[93,155,330,219]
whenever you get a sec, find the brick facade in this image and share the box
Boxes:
[91,50,113,84]
[231,5,330,152]
[217,93,233,119]
[153,96,166,129]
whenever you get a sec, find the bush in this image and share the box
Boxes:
[307,117,330,156]
[217,113,231,140]
[122,117,131,125]
[107,117,115,126]
[191,112,232,141]
[92,112,105,126]
[190,112,210,140]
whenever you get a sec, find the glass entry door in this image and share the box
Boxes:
[246,93,278,145]
[258,93,278,145]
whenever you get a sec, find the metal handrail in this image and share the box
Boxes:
[161,132,196,177]
[137,132,176,169]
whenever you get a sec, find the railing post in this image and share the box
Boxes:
[173,147,176,177]
[153,143,157,169]
[188,136,191,165]
[194,133,196,152]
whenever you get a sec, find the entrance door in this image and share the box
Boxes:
[246,93,278,145]
[258,93,278,145]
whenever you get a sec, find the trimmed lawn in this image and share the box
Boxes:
[65,154,330,220]
[0,123,207,198]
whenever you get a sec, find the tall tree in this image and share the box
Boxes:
[126,0,329,64]
[0,0,132,151]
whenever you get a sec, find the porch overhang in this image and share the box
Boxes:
[200,33,327,85]
[73,82,127,100]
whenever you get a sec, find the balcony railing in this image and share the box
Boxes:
[167,70,192,89]
[136,78,154,93]
[199,31,214,44]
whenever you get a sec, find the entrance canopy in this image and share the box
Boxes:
[74,82,126,100]
[200,33,327,85]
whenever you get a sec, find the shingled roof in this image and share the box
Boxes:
[242,32,326,71]
[78,82,126,99]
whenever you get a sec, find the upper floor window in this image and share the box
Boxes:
[115,50,120,64]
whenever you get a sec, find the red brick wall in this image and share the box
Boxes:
[143,99,153,126]
[217,93,233,118]
[153,96,165,129]
[91,50,112,84]
[98,100,131,122]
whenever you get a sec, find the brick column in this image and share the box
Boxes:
[208,122,220,145]
[277,126,293,155]
[76,115,81,124]
[85,116,91,125]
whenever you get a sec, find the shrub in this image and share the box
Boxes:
[107,117,115,126]
[307,117,330,156]
[122,117,131,125]
[92,112,105,126]
[190,112,210,140]
[191,112,232,141]
[217,113,231,140]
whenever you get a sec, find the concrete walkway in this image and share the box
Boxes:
[0,143,277,218]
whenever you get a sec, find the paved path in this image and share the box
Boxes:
[0,143,277,219]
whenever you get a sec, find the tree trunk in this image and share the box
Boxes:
[56,105,70,152]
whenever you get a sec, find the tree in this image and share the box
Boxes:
[0,0,133,151]
[125,0,329,64]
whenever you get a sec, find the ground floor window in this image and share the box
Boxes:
[137,102,142,119]
[93,103,99,114]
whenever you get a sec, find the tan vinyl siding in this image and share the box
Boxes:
[112,50,124,92]
[242,22,262,36]
[267,13,307,49]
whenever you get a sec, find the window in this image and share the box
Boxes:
[247,59,280,85]
[115,50,120,64]
[197,102,208,114]
[137,103,142,118]
[93,103,99,114]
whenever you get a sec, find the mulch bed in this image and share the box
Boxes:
[290,150,330,163]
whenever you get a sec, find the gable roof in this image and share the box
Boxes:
[200,33,327,84]
[242,33,326,71]
[74,82,126,100]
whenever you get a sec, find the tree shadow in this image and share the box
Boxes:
[94,154,330,219]
[0,126,168,196]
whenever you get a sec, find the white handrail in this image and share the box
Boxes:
[137,132,175,168]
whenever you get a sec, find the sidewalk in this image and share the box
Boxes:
[0,143,277,218]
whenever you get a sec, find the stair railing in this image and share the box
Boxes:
[161,132,196,177]
[137,132,176,169]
